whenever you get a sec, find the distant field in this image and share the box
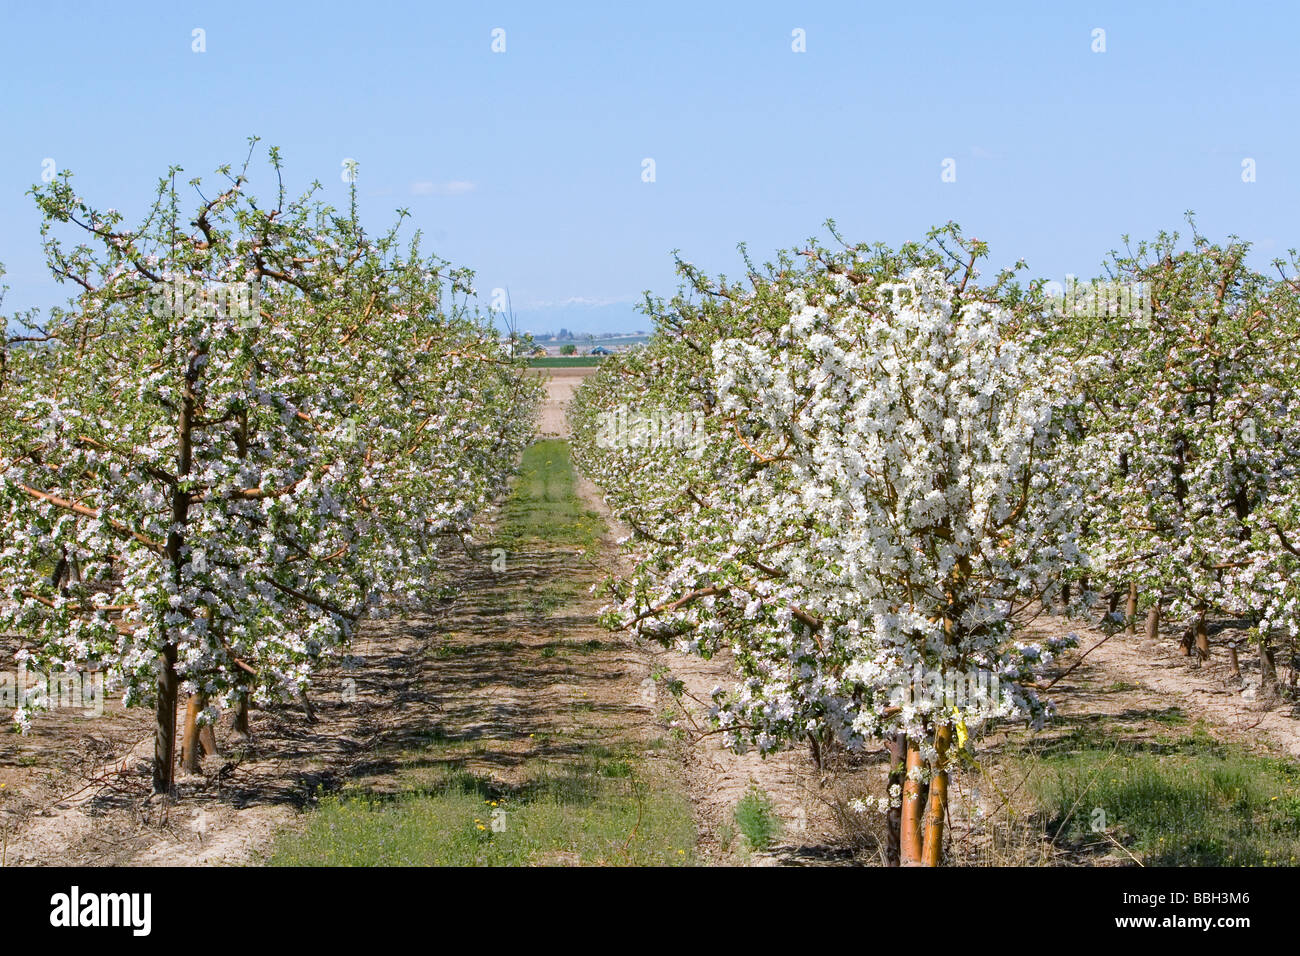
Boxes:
[588,335,650,346]
[529,356,604,367]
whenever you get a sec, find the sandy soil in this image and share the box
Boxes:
[0,606,447,865]
[533,366,595,438]
[1024,612,1300,758]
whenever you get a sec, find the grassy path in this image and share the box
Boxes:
[268,440,698,865]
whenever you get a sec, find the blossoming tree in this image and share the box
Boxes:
[1062,224,1300,690]
[0,144,539,792]
[570,226,1086,865]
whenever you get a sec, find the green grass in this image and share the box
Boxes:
[1024,723,1300,866]
[268,758,696,867]
[733,786,782,851]
[497,439,604,550]
[528,356,604,367]
[263,439,698,866]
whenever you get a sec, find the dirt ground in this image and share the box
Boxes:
[533,366,590,438]
[1,366,1297,866]
[0,499,670,865]
[1018,609,1300,767]
[0,606,445,864]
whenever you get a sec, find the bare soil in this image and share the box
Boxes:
[1025,612,1300,758]
[533,366,594,438]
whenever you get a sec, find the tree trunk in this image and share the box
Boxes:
[1126,582,1138,634]
[899,738,926,866]
[1194,610,1210,662]
[156,347,199,794]
[883,733,906,867]
[1227,642,1241,679]
[299,689,317,723]
[920,723,953,867]
[230,691,250,739]
[50,554,68,590]
[153,644,178,794]
[180,694,219,771]
[180,694,203,773]
[1260,634,1279,697]
[1145,603,1160,642]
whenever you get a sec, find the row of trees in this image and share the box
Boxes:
[567,220,1300,865]
[1064,231,1300,683]
[0,143,540,792]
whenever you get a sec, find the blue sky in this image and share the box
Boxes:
[2,1,1296,334]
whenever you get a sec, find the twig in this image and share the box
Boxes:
[1050,749,1121,845]
[1038,630,1119,691]
[1096,827,1144,866]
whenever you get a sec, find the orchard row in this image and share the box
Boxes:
[567,221,1300,865]
[0,143,540,792]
